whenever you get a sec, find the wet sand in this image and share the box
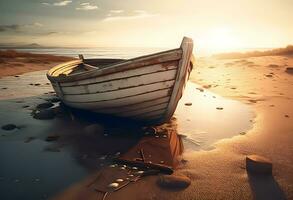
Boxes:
[0,52,292,200]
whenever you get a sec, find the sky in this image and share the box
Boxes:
[0,0,292,53]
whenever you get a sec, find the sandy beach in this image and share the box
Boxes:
[0,50,292,200]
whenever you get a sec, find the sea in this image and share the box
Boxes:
[1,47,171,59]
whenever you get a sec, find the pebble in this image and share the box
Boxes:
[108,182,119,188]
[143,127,156,135]
[132,167,138,170]
[99,155,107,160]
[184,102,192,106]
[239,132,246,135]
[109,164,117,168]
[33,109,55,120]
[34,178,40,182]
[45,134,60,142]
[116,179,124,182]
[24,136,36,143]
[1,124,17,131]
[246,155,272,175]
[14,179,20,183]
[202,85,211,89]
[36,102,54,109]
[196,88,204,92]
[1,87,7,90]
[216,107,223,110]
[284,115,290,118]
[285,67,293,74]
[158,175,191,189]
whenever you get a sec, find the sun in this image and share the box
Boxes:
[197,27,241,53]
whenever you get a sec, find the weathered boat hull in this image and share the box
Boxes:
[47,37,194,124]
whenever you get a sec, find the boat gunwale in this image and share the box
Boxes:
[47,48,182,83]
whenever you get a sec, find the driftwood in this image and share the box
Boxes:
[115,158,174,175]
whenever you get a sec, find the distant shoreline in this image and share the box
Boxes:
[0,50,74,78]
[213,45,293,59]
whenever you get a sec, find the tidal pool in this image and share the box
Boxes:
[175,82,254,151]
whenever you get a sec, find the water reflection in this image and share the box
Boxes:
[175,82,254,151]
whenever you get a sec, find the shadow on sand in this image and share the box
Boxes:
[248,173,286,200]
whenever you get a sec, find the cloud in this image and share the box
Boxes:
[110,10,124,14]
[104,10,156,21]
[0,22,43,33]
[0,25,21,32]
[76,2,98,10]
[42,1,72,7]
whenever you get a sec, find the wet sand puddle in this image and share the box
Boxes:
[0,71,254,199]
[175,82,254,151]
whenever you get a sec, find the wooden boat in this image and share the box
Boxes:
[47,37,194,124]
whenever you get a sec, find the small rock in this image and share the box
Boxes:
[34,83,41,86]
[45,134,60,142]
[116,179,124,182]
[246,155,272,175]
[99,155,107,160]
[202,84,211,89]
[36,102,54,109]
[216,107,223,110]
[265,74,273,78]
[285,67,293,74]
[196,88,204,92]
[143,127,156,135]
[158,175,191,189]
[184,102,192,106]
[108,182,119,188]
[1,124,17,131]
[22,105,30,108]
[239,132,246,135]
[284,115,289,118]
[33,109,55,120]
[14,75,19,77]
[1,87,7,90]
[24,136,36,143]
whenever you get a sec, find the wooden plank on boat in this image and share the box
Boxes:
[64,88,172,109]
[61,70,176,95]
[60,61,178,87]
[63,80,174,103]
[118,103,168,117]
[95,96,170,114]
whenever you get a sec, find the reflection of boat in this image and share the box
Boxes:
[47,37,194,124]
